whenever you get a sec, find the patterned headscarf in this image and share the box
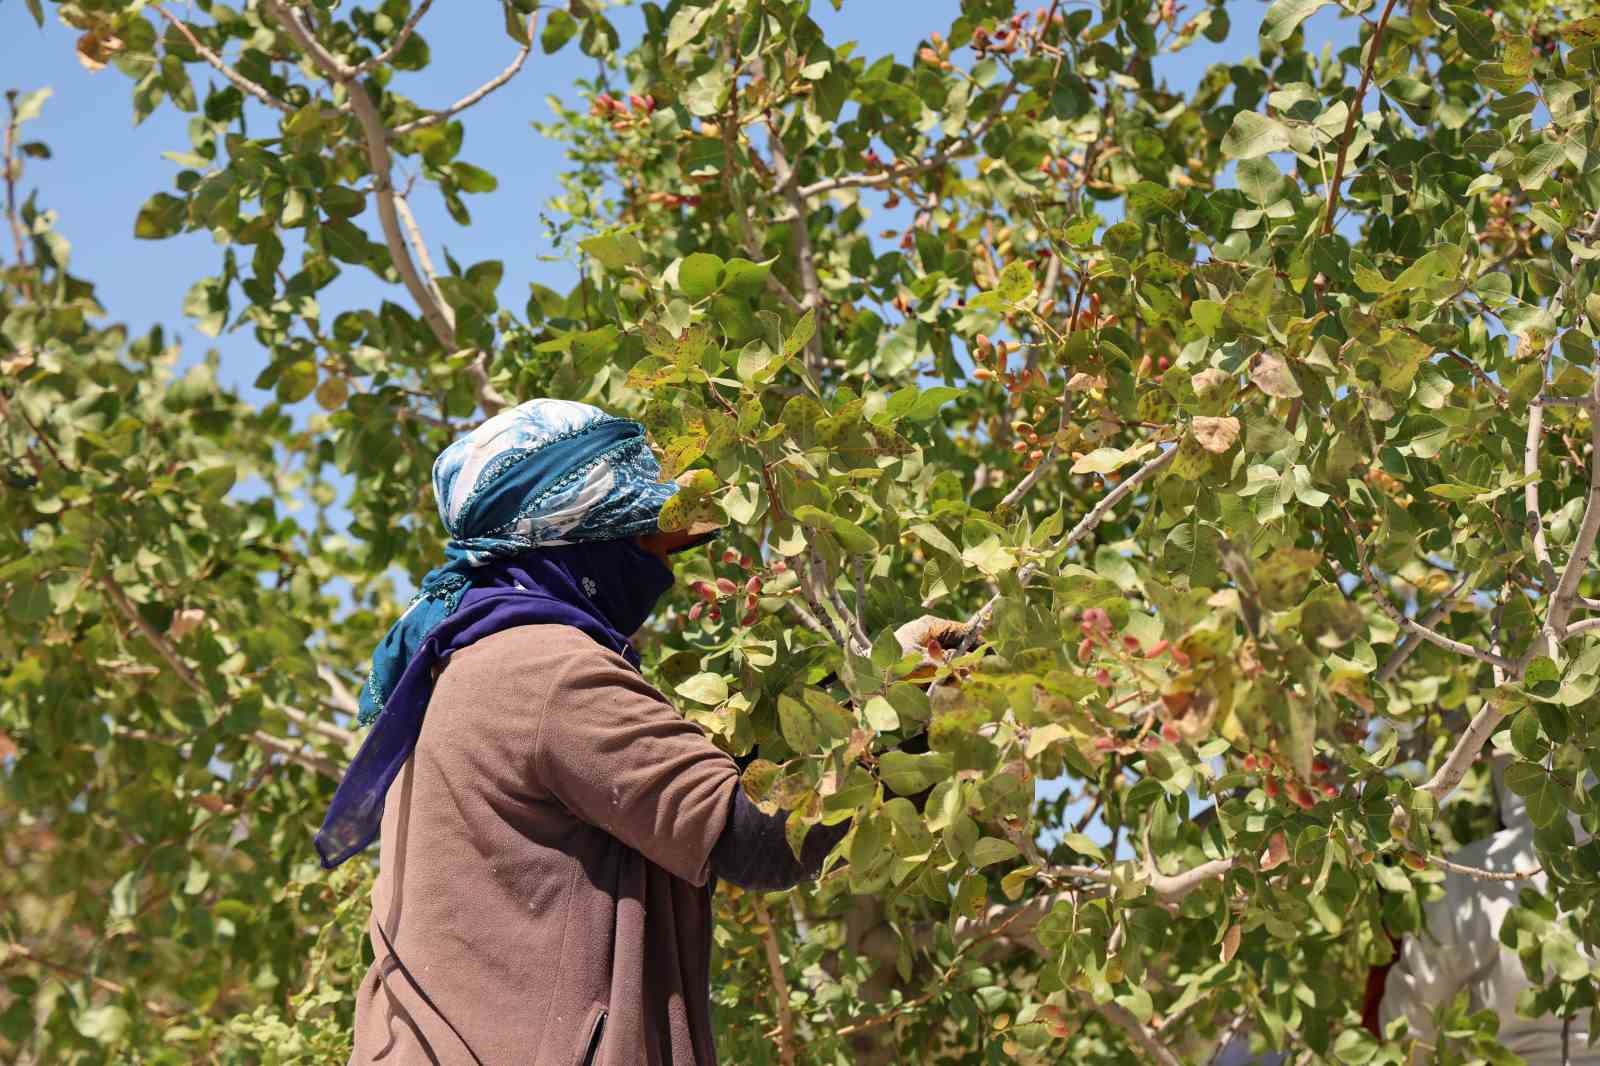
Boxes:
[358,398,679,726]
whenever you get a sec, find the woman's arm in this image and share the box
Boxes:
[710,789,850,891]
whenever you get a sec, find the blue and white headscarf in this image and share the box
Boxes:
[358,398,679,726]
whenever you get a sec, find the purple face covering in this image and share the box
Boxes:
[314,540,674,868]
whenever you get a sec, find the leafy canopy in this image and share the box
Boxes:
[4,0,1600,1063]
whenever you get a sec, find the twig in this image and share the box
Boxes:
[965,446,1176,644]
[797,75,1020,200]
[1431,855,1541,882]
[3,92,30,272]
[2,943,176,1018]
[280,704,356,747]
[152,6,293,113]
[1000,367,1075,509]
[388,17,536,137]
[1320,0,1402,236]
[1443,350,1510,405]
[1376,577,1469,683]
[1093,998,1183,1066]
[264,1,506,416]
[98,573,339,780]
[1207,1014,1250,1066]
[347,0,434,80]
[752,897,797,1066]
[1348,549,1514,675]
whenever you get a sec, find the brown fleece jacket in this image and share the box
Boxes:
[349,624,741,1066]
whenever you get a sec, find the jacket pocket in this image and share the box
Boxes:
[574,1003,607,1066]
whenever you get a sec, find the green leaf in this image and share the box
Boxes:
[541,10,577,53]
[1061,832,1107,862]
[1503,762,1564,828]
[1445,3,1496,60]
[971,837,1020,868]
[882,385,963,423]
[13,87,51,123]
[717,257,772,297]
[1261,0,1330,42]
[783,309,816,359]
[134,192,187,239]
[74,1005,131,1044]
[676,672,729,705]
[580,230,645,270]
[679,252,725,299]
[1221,111,1291,160]
[778,694,819,752]
[878,750,954,795]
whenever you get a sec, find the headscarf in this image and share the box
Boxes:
[315,398,695,868]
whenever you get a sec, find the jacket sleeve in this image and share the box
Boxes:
[532,649,740,886]
[710,788,851,891]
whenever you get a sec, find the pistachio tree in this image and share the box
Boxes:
[5,0,1600,1062]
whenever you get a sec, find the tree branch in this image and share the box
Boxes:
[1350,554,1514,675]
[388,17,536,138]
[280,704,356,748]
[347,0,434,81]
[768,134,827,385]
[1376,577,1469,683]
[1431,855,1541,882]
[752,897,797,1066]
[1320,0,1402,236]
[1093,997,1183,1066]
[965,446,1177,644]
[265,1,506,415]
[151,5,293,113]
[2,942,176,1018]
[98,573,339,780]
[797,75,1020,200]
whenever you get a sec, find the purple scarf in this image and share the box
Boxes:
[315,540,674,868]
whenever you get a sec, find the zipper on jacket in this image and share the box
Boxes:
[579,1008,607,1066]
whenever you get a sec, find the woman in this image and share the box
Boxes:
[318,399,846,1066]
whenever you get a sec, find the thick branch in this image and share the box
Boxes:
[1320,0,1402,236]
[152,6,293,113]
[265,1,505,414]
[769,135,827,384]
[752,898,797,1066]
[388,19,535,137]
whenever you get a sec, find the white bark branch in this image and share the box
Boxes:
[388,17,536,138]
[347,0,434,80]
[152,6,293,113]
[1431,855,1541,882]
